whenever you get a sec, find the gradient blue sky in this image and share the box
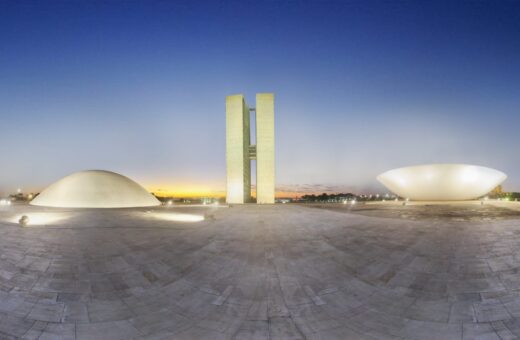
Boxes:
[1,0,519,197]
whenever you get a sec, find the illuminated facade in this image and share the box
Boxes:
[377,164,507,201]
[226,93,275,204]
[31,170,160,208]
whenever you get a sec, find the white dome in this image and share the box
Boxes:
[377,164,507,201]
[31,170,160,208]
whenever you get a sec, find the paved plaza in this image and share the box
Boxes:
[2,202,520,339]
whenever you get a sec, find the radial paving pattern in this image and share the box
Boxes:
[1,203,520,339]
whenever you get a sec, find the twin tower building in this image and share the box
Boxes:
[226,93,275,204]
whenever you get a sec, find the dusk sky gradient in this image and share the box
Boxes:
[1,1,519,197]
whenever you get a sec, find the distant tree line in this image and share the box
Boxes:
[300,193,357,202]
[495,192,520,201]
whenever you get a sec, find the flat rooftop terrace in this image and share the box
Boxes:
[1,202,520,339]
[311,200,520,221]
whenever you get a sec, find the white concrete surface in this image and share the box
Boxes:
[226,93,275,204]
[226,95,251,204]
[30,170,160,208]
[377,164,507,200]
[255,93,275,204]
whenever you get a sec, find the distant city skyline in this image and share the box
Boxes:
[1,1,519,197]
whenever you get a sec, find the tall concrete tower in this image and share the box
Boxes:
[226,93,275,204]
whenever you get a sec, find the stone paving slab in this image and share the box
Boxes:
[1,203,520,339]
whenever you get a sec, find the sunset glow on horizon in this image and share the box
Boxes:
[146,184,359,199]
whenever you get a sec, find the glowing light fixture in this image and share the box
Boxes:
[149,212,205,222]
[19,215,29,226]
[11,213,71,226]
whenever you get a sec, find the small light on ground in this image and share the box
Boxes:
[12,213,70,226]
[19,215,29,226]
[149,212,205,222]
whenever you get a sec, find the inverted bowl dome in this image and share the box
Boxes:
[377,164,507,201]
[31,170,160,208]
